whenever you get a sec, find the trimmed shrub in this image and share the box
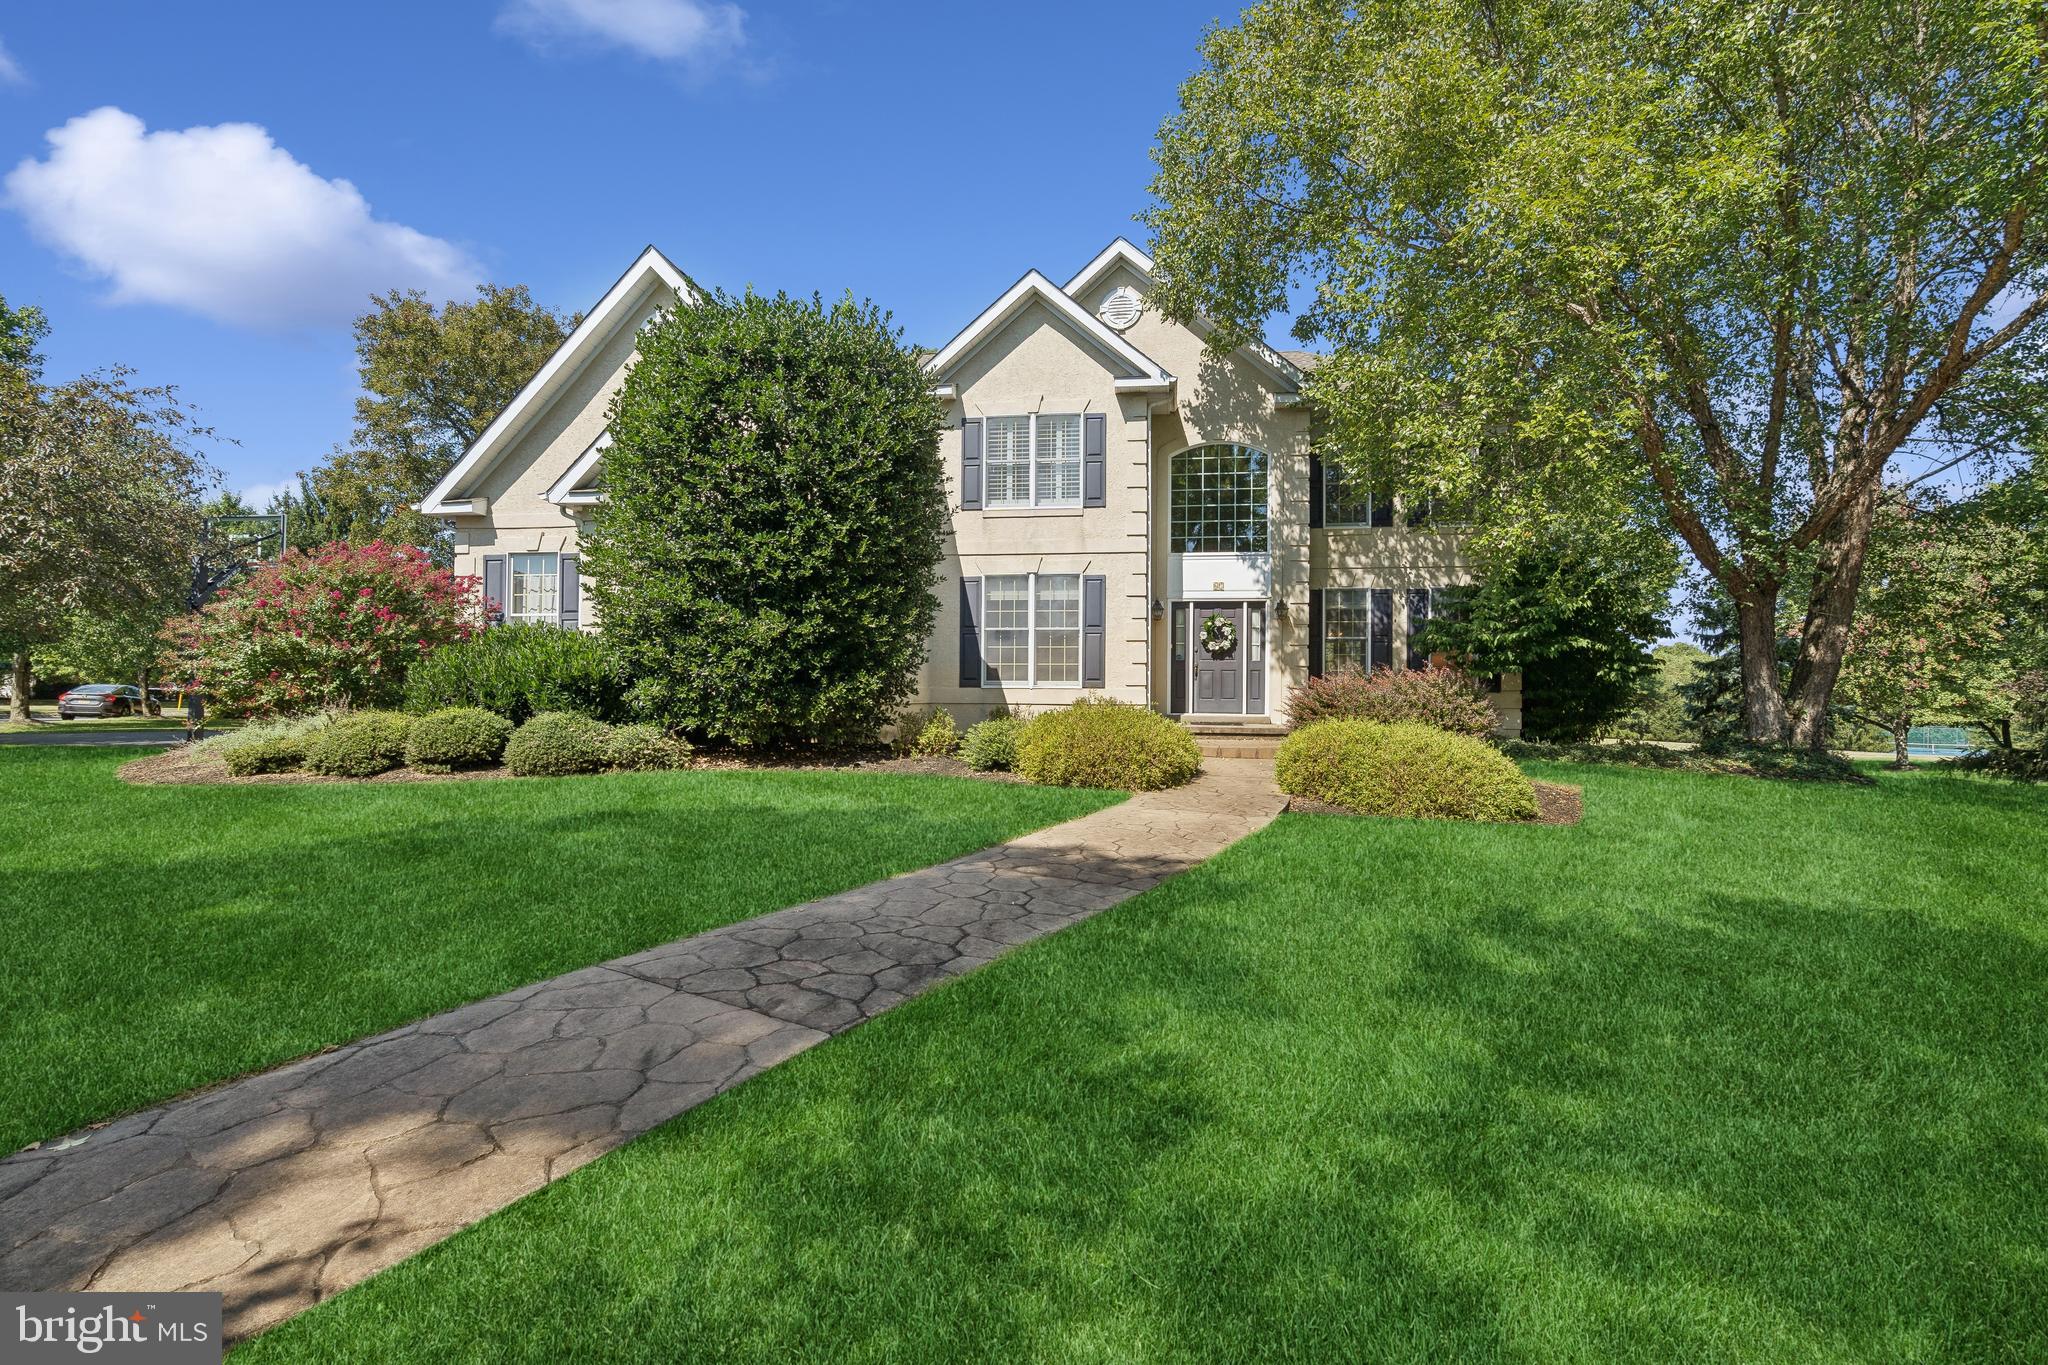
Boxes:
[605,722,694,772]
[1277,720,1538,820]
[1016,699,1201,791]
[583,289,949,748]
[222,735,309,776]
[1286,665,1498,737]
[303,711,415,779]
[909,709,961,757]
[201,711,333,760]
[402,623,629,725]
[960,714,1023,772]
[404,707,514,773]
[505,711,613,777]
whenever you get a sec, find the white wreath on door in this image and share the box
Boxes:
[1200,612,1238,658]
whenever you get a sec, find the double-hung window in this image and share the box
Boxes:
[982,572,1081,686]
[1324,459,1394,528]
[985,413,1083,508]
[1325,588,1392,673]
[507,553,559,625]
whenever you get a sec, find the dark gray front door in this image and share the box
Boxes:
[1191,605,1245,714]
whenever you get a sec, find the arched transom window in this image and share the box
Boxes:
[1169,444,1269,554]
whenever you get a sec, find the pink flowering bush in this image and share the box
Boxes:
[161,541,482,715]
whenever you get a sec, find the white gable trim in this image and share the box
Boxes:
[545,429,611,507]
[923,270,1172,388]
[1063,237,1306,394]
[420,245,694,515]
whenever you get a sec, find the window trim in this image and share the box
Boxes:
[980,571,1083,688]
[506,552,560,626]
[982,412,1084,510]
[1323,587,1393,674]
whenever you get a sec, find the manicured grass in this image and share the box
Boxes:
[243,761,2047,1363]
[0,748,1118,1154]
[0,706,226,733]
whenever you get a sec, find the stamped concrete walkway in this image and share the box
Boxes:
[0,759,1284,1340]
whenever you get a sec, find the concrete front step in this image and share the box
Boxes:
[1181,720,1289,739]
[1199,741,1282,759]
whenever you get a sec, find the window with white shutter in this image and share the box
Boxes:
[979,413,1084,508]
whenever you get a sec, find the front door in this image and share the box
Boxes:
[1191,604,1245,714]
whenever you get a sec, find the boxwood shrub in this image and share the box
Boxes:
[222,735,309,776]
[505,711,614,777]
[303,711,415,779]
[604,722,693,772]
[405,707,515,773]
[1276,719,1537,820]
[403,623,629,724]
[1016,699,1201,791]
[960,714,1023,772]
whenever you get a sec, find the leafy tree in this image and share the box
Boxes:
[307,285,576,551]
[1834,496,2025,766]
[160,541,482,715]
[1,292,49,377]
[585,290,948,747]
[1421,526,1676,741]
[0,368,215,720]
[1144,0,2048,746]
[1609,642,1709,741]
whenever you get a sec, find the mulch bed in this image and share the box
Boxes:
[1285,779,1582,827]
[119,744,1023,788]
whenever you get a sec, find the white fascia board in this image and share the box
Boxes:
[435,497,488,517]
[545,429,612,506]
[1064,237,1306,394]
[922,270,1172,387]
[1063,236,1158,297]
[419,246,694,514]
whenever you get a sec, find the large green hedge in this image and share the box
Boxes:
[583,290,947,747]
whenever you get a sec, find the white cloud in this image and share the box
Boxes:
[239,478,297,511]
[3,107,480,330]
[496,0,745,66]
[0,38,26,87]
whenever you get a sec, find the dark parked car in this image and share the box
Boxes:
[56,684,150,719]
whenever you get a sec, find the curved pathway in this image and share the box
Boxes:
[0,759,1284,1341]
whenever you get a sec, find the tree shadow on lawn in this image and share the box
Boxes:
[1,777,1102,1154]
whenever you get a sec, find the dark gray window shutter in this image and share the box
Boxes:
[1371,589,1394,670]
[557,554,580,631]
[1308,589,1325,678]
[1309,454,1324,529]
[1082,414,1107,508]
[1371,492,1395,528]
[960,419,983,511]
[1406,587,1430,669]
[958,577,982,687]
[1081,574,1106,687]
[482,555,506,626]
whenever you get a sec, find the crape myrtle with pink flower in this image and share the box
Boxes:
[161,541,483,715]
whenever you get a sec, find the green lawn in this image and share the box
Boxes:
[242,761,2047,1363]
[0,748,1118,1154]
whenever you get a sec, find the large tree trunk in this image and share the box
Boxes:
[1734,589,1790,743]
[8,652,29,723]
[1788,481,1882,751]
[1891,710,1912,770]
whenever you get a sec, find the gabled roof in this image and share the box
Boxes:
[420,245,694,515]
[922,268,1174,394]
[1063,236,1306,394]
[544,429,610,507]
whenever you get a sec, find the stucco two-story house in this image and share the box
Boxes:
[418,239,1521,734]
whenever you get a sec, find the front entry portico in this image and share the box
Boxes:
[1170,600,1267,716]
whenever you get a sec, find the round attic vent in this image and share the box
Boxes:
[1098,285,1144,331]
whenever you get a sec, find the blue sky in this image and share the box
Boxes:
[1,1,1242,506]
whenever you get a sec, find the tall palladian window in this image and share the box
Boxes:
[1170,445,1269,553]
